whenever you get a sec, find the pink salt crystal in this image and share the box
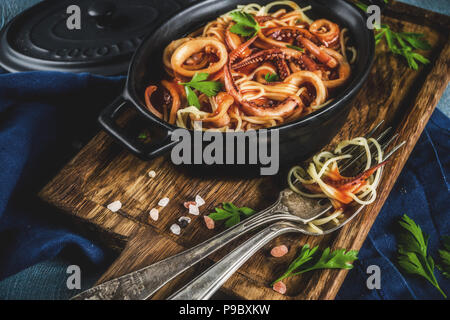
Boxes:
[270,245,289,258]
[204,216,215,230]
[184,201,197,209]
[273,281,287,295]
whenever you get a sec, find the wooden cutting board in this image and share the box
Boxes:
[39,1,450,300]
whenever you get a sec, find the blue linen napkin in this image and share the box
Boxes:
[0,71,124,280]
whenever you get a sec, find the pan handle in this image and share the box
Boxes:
[98,96,179,159]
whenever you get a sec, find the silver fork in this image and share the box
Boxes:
[168,135,405,300]
[72,123,399,300]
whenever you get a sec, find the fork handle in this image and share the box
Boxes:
[71,201,286,300]
[169,222,299,300]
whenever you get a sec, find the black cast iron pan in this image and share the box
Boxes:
[99,0,375,167]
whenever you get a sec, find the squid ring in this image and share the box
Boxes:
[285,71,328,106]
[161,80,181,125]
[201,92,234,127]
[171,38,228,77]
[144,86,163,119]
[163,38,192,71]
[321,48,351,89]
[309,19,340,47]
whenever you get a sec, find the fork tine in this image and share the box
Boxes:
[366,121,385,138]
[381,133,399,152]
[344,135,404,176]
[339,123,386,163]
[375,127,392,143]
[339,121,385,161]
[383,141,406,161]
[340,126,392,173]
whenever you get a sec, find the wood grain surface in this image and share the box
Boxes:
[39,1,450,300]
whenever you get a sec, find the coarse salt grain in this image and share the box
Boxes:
[195,195,205,207]
[107,201,122,212]
[170,224,181,235]
[189,204,200,216]
[158,197,170,207]
[273,281,287,295]
[148,170,156,178]
[149,208,159,221]
[270,245,289,258]
[204,216,215,230]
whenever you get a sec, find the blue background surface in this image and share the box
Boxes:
[0,0,448,300]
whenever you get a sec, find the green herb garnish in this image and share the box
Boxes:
[397,215,447,298]
[286,44,304,52]
[208,202,255,228]
[354,1,368,11]
[229,11,261,37]
[353,0,431,70]
[180,73,223,109]
[375,25,431,70]
[265,73,280,83]
[354,0,388,11]
[273,244,358,285]
[138,132,148,140]
[437,236,450,279]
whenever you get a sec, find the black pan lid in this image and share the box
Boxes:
[0,0,194,75]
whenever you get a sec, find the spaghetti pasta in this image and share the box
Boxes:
[288,137,385,234]
[144,1,355,131]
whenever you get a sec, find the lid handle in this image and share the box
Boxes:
[88,0,116,28]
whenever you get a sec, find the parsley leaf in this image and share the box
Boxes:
[208,202,255,228]
[185,86,201,109]
[181,73,223,97]
[191,73,209,83]
[397,215,447,298]
[437,236,450,279]
[229,11,261,37]
[399,32,432,50]
[138,132,148,140]
[377,25,431,70]
[180,73,223,109]
[230,24,257,37]
[353,0,388,11]
[273,245,358,284]
[355,2,368,11]
[286,44,304,52]
[352,1,431,70]
[265,73,280,83]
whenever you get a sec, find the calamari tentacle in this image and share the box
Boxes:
[224,63,299,117]
[231,48,303,70]
[275,58,291,80]
[298,37,338,68]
